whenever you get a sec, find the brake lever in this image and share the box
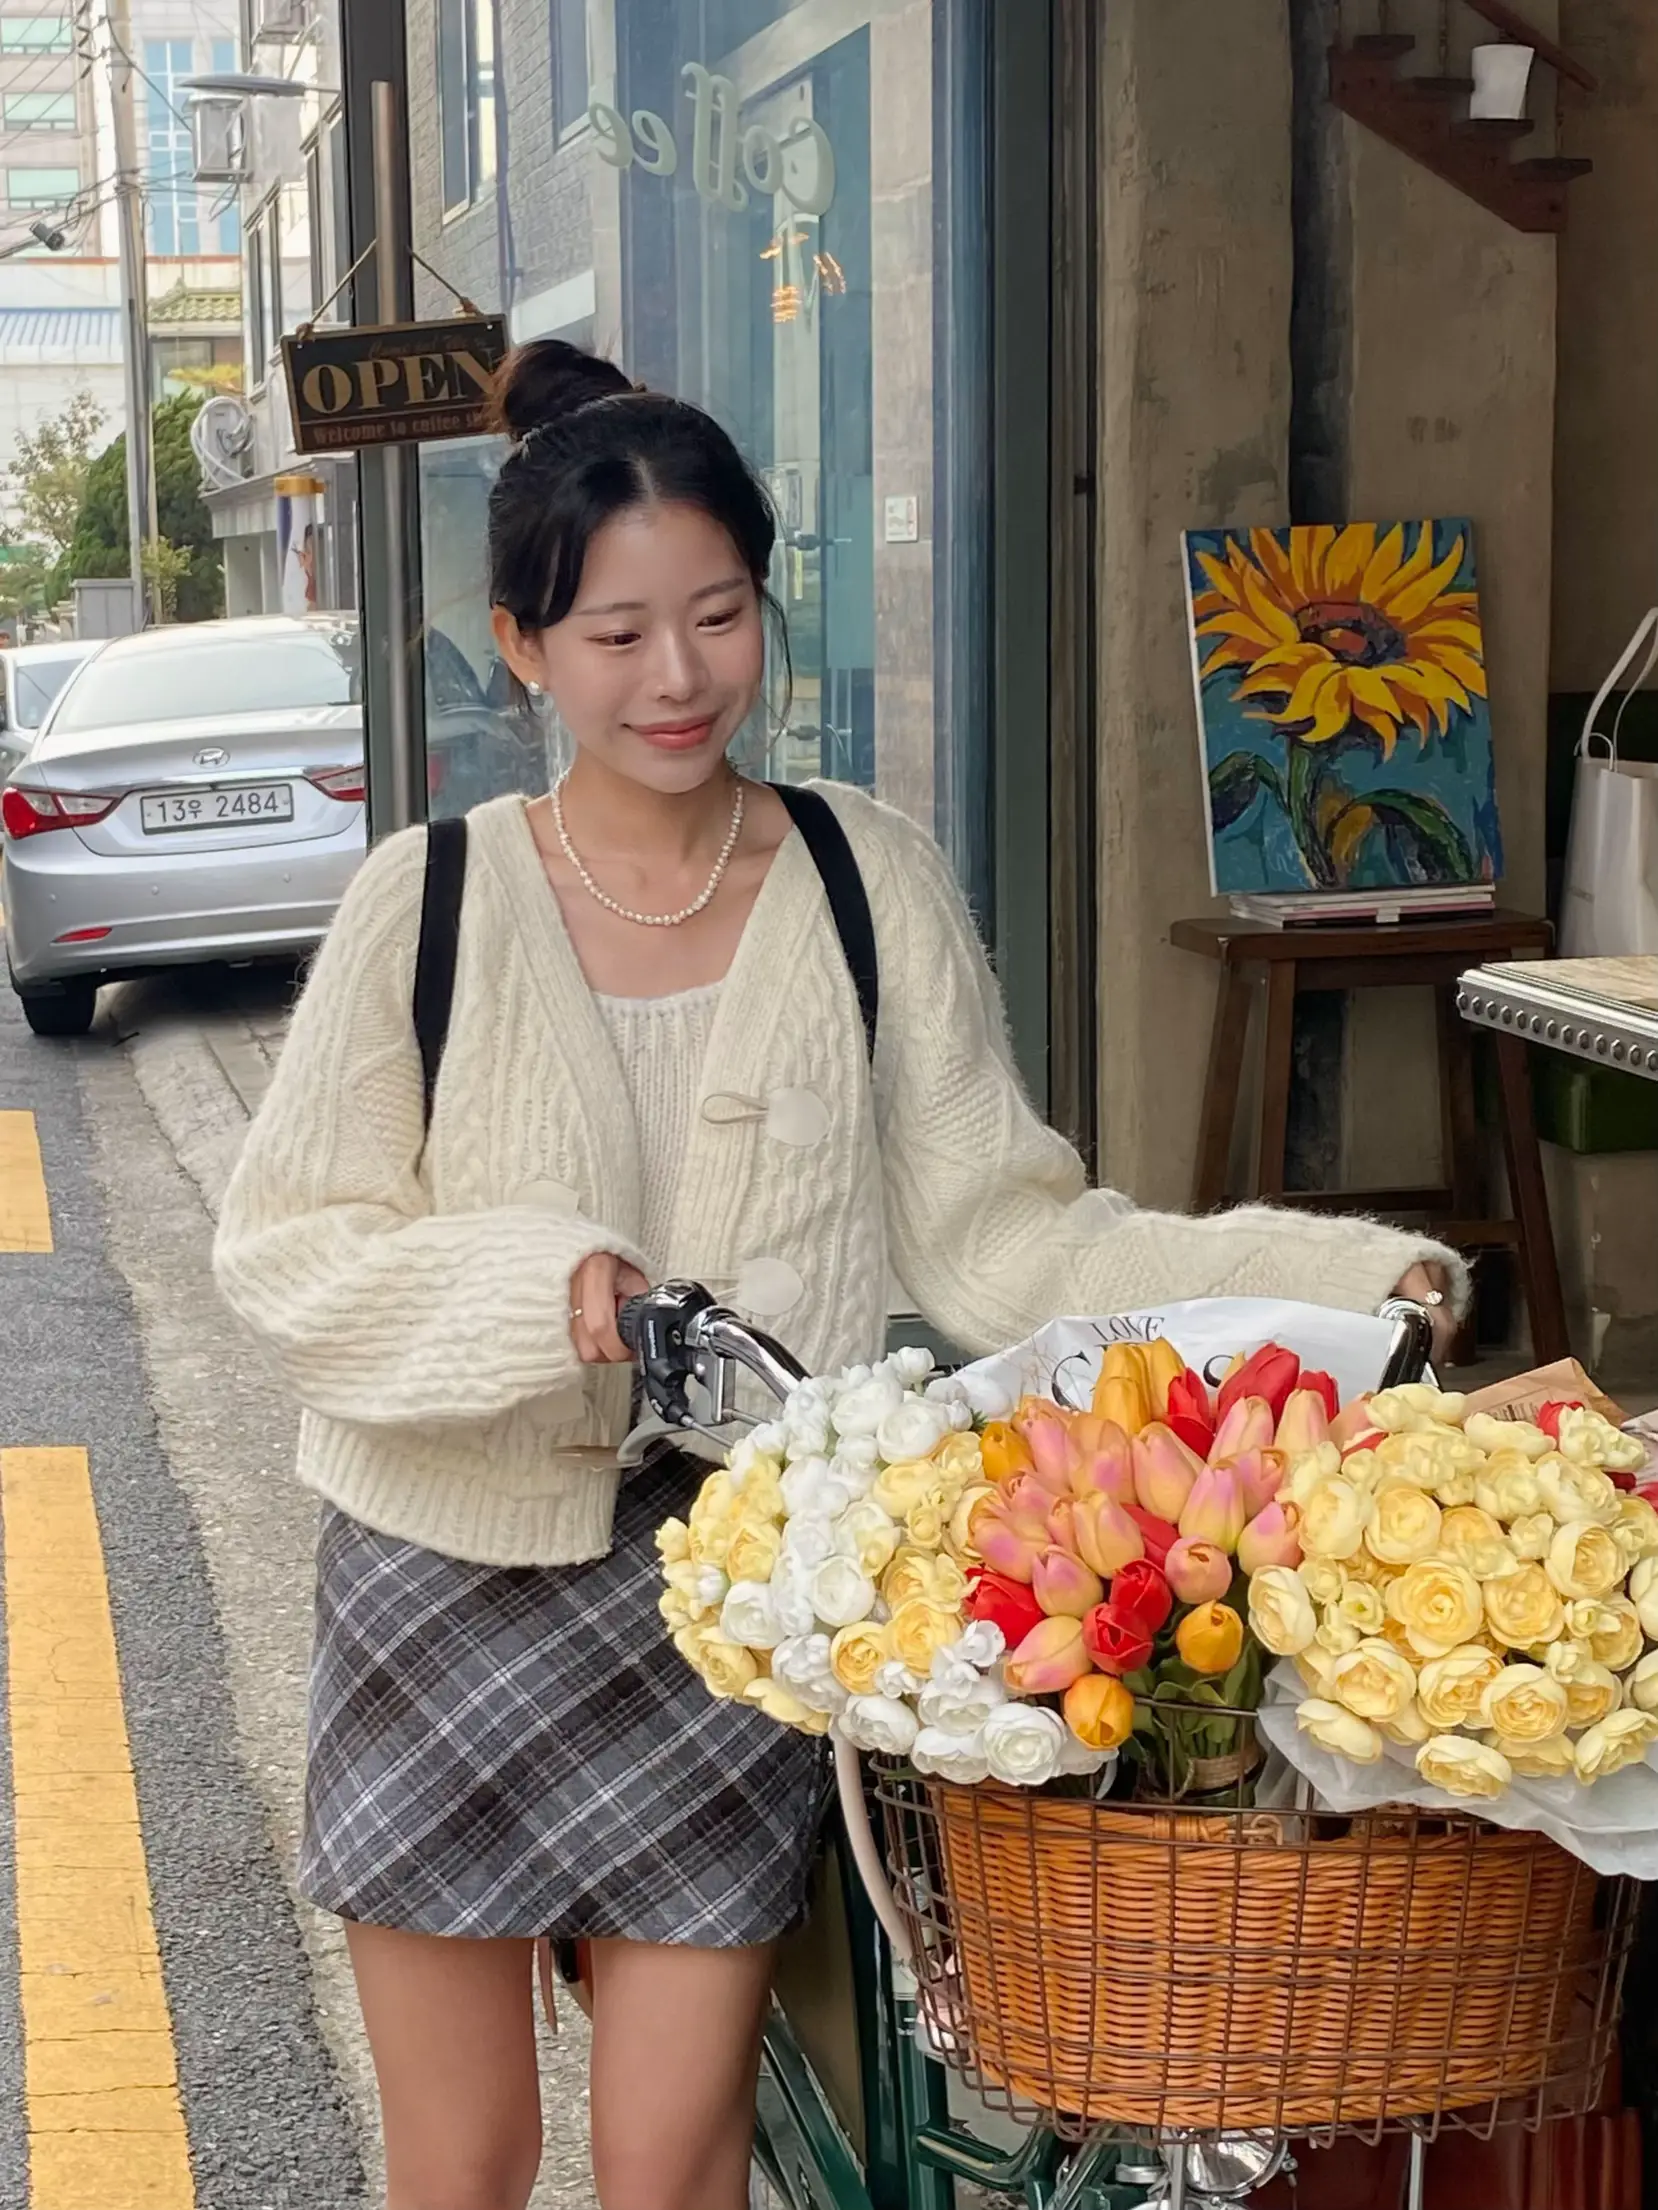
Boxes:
[617,1280,717,1427]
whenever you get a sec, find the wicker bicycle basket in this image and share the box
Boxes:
[872,1764,1635,2144]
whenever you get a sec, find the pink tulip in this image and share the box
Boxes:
[1329,1393,1376,1449]
[1131,1424,1204,1522]
[1209,1394,1275,1462]
[1070,1420,1136,1504]
[1002,1477,1060,1541]
[1223,1447,1286,1520]
[1164,1537,1233,1605]
[1070,1495,1146,1579]
[977,1516,1043,1584]
[1004,1615,1091,1695]
[1019,1411,1077,1496]
[1237,1500,1303,1576]
[1274,1388,1331,1456]
[1032,1545,1106,1619]
[1047,1495,1077,1551]
[1178,1466,1247,1553]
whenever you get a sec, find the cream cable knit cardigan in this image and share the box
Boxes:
[213,786,1465,1568]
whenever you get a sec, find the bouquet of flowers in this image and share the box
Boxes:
[658,1332,1347,1792]
[1247,1381,1658,1800]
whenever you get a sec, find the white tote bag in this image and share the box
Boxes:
[1560,608,1658,957]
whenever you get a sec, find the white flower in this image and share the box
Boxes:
[910,1726,991,1784]
[892,1345,936,1385]
[947,1621,1006,1671]
[875,1399,954,1464]
[768,1556,820,1641]
[728,1435,782,1486]
[1056,1732,1116,1778]
[748,1421,789,1458]
[809,1555,878,1628]
[831,1376,907,1438]
[780,1513,835,1570]
[982,1704,1067,1787]
[919,1670,1006,1737]
[721,1580,783,1649]
[836,1694,920,1756]
[784,1409,832,1459]
[781,1456,833,1516]
[772,1634,846,1715]
[876,1659,925,1700]
[958,1372,1013,1421]
[924,1373,968,1406]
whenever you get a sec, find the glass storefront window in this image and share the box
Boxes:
[410,0,991,888]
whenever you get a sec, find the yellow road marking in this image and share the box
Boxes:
[2,1449,194,2208]
[0,1111,52,1253]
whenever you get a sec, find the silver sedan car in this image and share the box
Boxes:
[2,616,367,1036]
[0,637,101,780]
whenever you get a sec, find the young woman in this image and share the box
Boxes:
[214,340,1462,2210]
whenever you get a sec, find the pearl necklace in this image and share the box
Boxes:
[551,776,746,928]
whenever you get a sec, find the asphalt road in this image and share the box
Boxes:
[0,964,595,2209]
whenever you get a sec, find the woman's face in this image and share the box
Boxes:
[493,500,765,793]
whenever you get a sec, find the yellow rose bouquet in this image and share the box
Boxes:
[1247,1380,1658,1800]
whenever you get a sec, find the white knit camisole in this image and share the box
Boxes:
[593,984,723,1277]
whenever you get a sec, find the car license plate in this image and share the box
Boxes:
[140,784,295,833]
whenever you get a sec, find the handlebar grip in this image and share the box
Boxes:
[617,1294,648,1357]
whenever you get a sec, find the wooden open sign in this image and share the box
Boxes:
[282,314,509,453]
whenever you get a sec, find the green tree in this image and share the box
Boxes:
[5,390,106,560]
[64,392,225,623]
[0,548,53,624]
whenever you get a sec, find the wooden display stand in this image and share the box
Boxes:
[1172,911,1568,1362]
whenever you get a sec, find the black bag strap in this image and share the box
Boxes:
[414,816,468,1130]
[771,783,878,1065]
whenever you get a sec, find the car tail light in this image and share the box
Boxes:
[55,925,112,944]
[307,764,367,803]
[1,786,118,840]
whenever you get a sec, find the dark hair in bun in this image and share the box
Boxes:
[486,339,784,649]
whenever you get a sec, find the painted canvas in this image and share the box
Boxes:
[1183,520,1503,897]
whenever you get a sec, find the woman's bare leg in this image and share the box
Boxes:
[587,1936,774,2210]
[346,1922,543,2210]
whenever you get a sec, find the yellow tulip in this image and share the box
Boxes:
[1063,1673,1135,1752]
[1175,1601,1244,1676]
[1092,1375,1151,1436]
[980,1421,1034,1484]
[1141,1337,1186,1419]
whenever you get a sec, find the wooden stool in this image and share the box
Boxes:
[1172,911,1568,1362]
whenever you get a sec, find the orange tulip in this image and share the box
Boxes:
[1063,1673,1135,1753]
[1142,1337,1186,1420]
[981,1421,1034,1485]
[1175,1601,1245,1677]
[1092,1375,1151,1436]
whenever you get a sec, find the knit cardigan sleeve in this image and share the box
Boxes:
[212,830,637,1427]
[857,802,1470,1357]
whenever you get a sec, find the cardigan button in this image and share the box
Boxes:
[515,1178,580,1212]
[765,1087,830,1147]
[734,1257,805,1319]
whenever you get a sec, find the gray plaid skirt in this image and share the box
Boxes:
[298,1450,830,1944]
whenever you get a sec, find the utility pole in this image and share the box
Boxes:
[105,0,159,627]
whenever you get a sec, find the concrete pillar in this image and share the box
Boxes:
[1094,0,1295,1206]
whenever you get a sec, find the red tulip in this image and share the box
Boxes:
[1123,1504,1180,1567]
[966,1568,1046,1649]
[1164,1367,1215,1458]
[1108,1559,1173,1636]
[1299,1369,1340,1423]
[1082,1604,1155,1678]
[1217,1344,1301,1425]
[1537,1399,1585,1444]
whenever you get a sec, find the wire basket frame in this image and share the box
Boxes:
[872,1760,1635,2147]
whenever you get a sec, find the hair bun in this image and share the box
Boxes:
[490,339,636,442]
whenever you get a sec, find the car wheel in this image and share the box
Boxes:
[17,979,98,1038]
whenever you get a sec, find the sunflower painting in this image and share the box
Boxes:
[1183,520,1503,897]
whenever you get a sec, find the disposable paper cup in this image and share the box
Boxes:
[1470,42,1535,120]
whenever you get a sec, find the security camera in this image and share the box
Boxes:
[27,219,66,251]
